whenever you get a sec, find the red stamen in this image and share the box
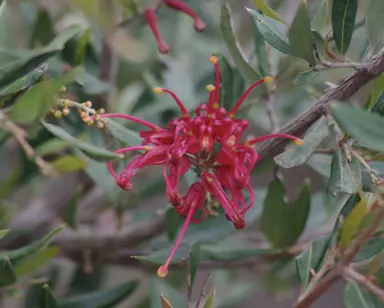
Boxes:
[164,0,206,31]
[144,9,170,53]
[245,133,303,146]
[97,113,160,130]
[157,202,196,278]
[107,146,151,180]
[154,87,189,117]
[229,77,272,117]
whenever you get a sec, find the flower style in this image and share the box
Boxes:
[99,56,303,278]
[143,0,205,53]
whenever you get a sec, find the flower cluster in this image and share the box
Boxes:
[143,0,205,53]
[100,56,303,277]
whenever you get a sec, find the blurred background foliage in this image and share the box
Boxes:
[0,0,384,307]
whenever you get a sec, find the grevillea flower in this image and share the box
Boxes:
[143,0,205,53]
[98,56,303,278]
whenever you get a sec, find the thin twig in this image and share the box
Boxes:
[343,266,384,302]
[195,273,211,308]
[0,111,57,177]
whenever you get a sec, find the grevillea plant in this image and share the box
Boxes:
[85,56,304,277]
[143,0,205,53]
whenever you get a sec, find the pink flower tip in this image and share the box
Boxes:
[194,18,206,32]
[157,265,168,278]
[158,43,170,54]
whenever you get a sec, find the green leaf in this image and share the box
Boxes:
[11,68,80,124]
[164,208,183,242]
[104,119,141,146]
[370,91,384,116]
[42,284,58,308]
[288,0,316,65]
[366,0,384,49]
[14,247,59,277]
[74,27,91,65]
[0,25,84,87]
[57,280,139,308]
[0,165,21,199]
[331,0,357,53]
[261,179,311,248]
[36,138,72,156]
[0,225,65,266]
[275,117,329,168]
[312,0,330,32]
[52,155,86,172]
[214,53,245,111]
[367,74,384,109]
[295,237,329,288]
[63,185,82,229]
[251,18,269,77]
[0,257,17,286]
[247,8,294,56]
[203,288,216,308]
[0,229,10,240]
[293,70,324,86]
[221,4,262,85]
[75,69,112,95]
[339,198,367,249]
[134,243,190,265]
[327,149,361,195]
[253,0,287,24]
[344,281,381,308]
[0,63,47,100]
[331,102,384,152]
[150,278,185,308]
[41,121,121,161]
[188,243,200,288]
[200,245,276,262]
[354,238,384,262]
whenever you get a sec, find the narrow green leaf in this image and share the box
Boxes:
[200,245,276,262]
[0,63,47,100]
[36,138,72,156]
[295,237,329,288]
[331,0,358,53]
[41,121,121,161]
[370,91,384,116]
[339,198,367,249]
[0,229,10,240]
[134,243,190,265]
[203,288,216,308]
[57,280,139,308]
[0,25,84,87]
[164,208,183,242]
[74,27,91,65]
[354,238,384,262]
[344,281,380,308]
[288,0,316,65]
[261,179,311,248]
[331,102,384,152]
[247,8,293,56]
[367,74,384,109]
[312,0,330,32]
[293,70,324,86]
[150,278,185,308]
[75,69,112,95]
[251,18,269,77]
[14,247,59,277]
[188,243,200,288]
[11,68,80,124]
[0,257,17,286]
[0,225,65,266]
[52,155,86,172]
[366,0,384,49]
[105,119,141,146]
[327,149,361,195]
[42,284,58,308]
[221,4,262,84]
[275,117,329,168]
[0,165,21,199]
[63,185,82,229]
[253,0,287,24]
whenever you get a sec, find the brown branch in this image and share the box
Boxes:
[343,267,384,302]
[258,47,384,159]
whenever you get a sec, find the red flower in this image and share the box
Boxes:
[143,1,205,53]
[98,56,303,277]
